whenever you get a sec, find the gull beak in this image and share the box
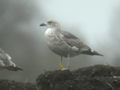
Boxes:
[40,23,47,26]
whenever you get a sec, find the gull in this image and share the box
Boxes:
[40,20,103,69]
[0,48,22,71]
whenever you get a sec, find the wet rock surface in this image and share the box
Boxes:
[0,65,120,90]
[36,65,120,90]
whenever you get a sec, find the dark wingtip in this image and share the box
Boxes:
[95,53,104,56]
[6,66,23,71]
[81,50,104,56]
[15,66,23,71]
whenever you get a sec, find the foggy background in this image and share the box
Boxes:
[0,0,120,82]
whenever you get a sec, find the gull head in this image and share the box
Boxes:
[40,20,60,28]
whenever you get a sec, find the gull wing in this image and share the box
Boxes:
[61,31,103,56]
[61,31,90,51]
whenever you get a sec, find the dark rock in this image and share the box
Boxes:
[0,80,37,90]
[36,65,120,90]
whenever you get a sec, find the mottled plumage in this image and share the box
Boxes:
[40,20,103,69]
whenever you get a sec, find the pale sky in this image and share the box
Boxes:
[36,0,120,64]
[37,0,120,48]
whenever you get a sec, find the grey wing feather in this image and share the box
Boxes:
[61,31,90,51]
[61,31,78,39]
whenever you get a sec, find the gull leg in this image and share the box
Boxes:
[59,56,63,69]
[67,55,70,69]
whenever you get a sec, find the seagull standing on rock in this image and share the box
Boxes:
[40,20,103,70]
[0,48,22,71]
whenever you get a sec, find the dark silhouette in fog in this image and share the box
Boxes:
[0,0,44,81]
[0,48,22,71]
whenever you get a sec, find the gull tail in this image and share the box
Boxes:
[81,49,103,56]
[90,50,103,56]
